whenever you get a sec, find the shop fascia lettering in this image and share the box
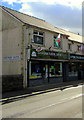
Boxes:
[37,51,67,57]
[38,51,56,56]
[31,49,67,58]
[70,54,84,60]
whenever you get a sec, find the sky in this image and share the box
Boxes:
[0,0,83,35]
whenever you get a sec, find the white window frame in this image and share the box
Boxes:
[33,30,44,45]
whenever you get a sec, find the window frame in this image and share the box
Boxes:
[68,43,72,51]
[32,30,44,45]
[77,45,81,51]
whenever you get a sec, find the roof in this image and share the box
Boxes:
[57,28,83,43]
[1,5,83,43]
[1,6,67,36]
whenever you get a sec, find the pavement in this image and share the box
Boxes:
[1,80,84,104]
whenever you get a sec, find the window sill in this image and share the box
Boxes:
[53,47,62,50]
[31,42,45,47]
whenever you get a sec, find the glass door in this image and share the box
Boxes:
[43,64,48,78]
[42,63,49,84]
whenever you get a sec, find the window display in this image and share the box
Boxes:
[29,62,63,79]
[30,62,42,79]
[69,62,78,76]
[49,62,62,77]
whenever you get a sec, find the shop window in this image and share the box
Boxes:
[29,62,63,79]
[54,34,62,49]
[30,62,42,79]
[49,62,62,77]
[69,63,78,76]
[33,30,44,45]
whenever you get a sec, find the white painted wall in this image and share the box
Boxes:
[2,9,23,75]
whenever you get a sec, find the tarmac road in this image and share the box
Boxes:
[2,85,83,118]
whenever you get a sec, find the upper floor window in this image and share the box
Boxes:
[78,44,84,52]
[32,30,44,45]
[68,43,71,51]
[77,45,81,51]
[63,35,68,39]
[54,34,62,48]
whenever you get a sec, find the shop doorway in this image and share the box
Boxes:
[78,63,84,80]
[42,63,49,84]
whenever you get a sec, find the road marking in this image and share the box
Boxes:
[6,93,82,118]
[7,94,84,118]
[28,94,82,114]
[1,85,83,104]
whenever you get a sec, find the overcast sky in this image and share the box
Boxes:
[0,0,83,35]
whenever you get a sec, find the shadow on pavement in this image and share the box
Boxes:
[2,80,84,100]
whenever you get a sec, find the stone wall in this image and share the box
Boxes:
[2,75,23,92]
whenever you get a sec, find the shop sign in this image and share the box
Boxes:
[70,54,84,60]
[31,51,37,57]
[31,49,68,60]
[3,56,20,61]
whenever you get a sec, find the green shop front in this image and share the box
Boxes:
[27,49,68,87]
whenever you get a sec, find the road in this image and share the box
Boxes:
[2,85,83,118]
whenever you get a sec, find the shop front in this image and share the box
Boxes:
[28,49,68,87]
[68,54,84,81]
